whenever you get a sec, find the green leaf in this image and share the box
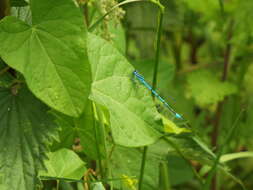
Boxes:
[0,0,91,117]
[108,22,126,54]
[244,63,253,94]
[52,100,104,160]
[0,87,59,190]
[161,114,191,134]
[167,135,217,164]
[187,70,237,107]
[166,135,246,188]
[91,182,106,190]
[40,148,86,180]
[182,0,219,19]
[220,152,253,163]
[87,33,163,147]
[11,6,31,24]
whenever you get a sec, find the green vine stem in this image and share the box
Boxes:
[138,146,148,190]
[56,180,60,190]
[88,0,144,32]
[164,137,204,186]
[139,2,164,190]
[96,105,111,184]
[91,102,104,179]
[88,0,166,32]
[152,8,164,91]
[218,0,225,17]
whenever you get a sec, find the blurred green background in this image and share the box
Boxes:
[120,0,253,189]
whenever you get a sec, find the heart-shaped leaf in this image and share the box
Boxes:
[87,33,163,147]
[0,0,91,117]
[40,148,86,180]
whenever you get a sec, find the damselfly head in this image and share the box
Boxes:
[133,70,138,74]
[133,70,144,80]
[175,113,183,120]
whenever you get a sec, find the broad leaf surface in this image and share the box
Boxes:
[40,148,86,180]
[87,33,163,147]
[0,0,91,117]
[0,87,58,190]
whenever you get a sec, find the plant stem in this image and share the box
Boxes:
[211,20,234,190]
[159,162,171,190]
[88,0,145,32]
[0,0,10,19]
[83,3,89,27]
[211,20,234,149]
[138,146,148,190]
[138,5,164,190]
[96,105,110,184]
[163,137,204,186]
[218,0,225,17]
[91,103,103,179]
[221,20,234,82]
[152,8,164,91]
[56,180,60,190]
[171,32,182,71]
[205,110,245,190]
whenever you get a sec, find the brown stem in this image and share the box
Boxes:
[170,32,182,70]
[211,20,234,190]
[0,0,10,19]
[221,21,234,81]
[185,29,205,65]
[84,3,89,27]
[211,20,234,149]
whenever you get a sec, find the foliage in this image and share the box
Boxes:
[40,148,87,180]
[0,0,252,190]
[186,70,237,107]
